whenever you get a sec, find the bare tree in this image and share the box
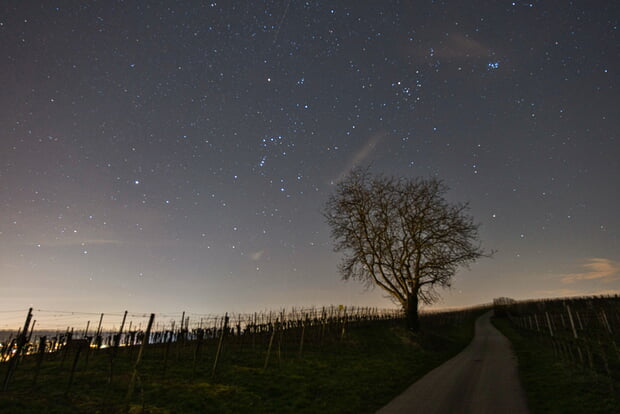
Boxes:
[323,167,490,331]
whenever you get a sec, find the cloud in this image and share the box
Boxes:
[333,131,387,183]
[561,258,620,284]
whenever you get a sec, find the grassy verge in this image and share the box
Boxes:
[0,316,477,414]
[492,316,620,414]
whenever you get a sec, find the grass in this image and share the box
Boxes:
[492,316,620,414]
[0,316,477,414]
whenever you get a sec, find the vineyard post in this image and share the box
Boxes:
[117,311,128,348]
[176,312,185,361]
[236,315,243,350]
[162,323,174,376]
[27,320,36,342]
[252,313,257,350]
[298,315,307,357]
[108,310,128,384]
[320,307,326,345]
[2,307,33,392]
[212,313,228,377]
[95,313,104,348]
[66,340,87,394]
[600,310,613,335]
[83,320,90,340]
[340,307,348,341]
[126,313,155,407]
[545,312,554,337]
[180,312,185,338]
[575,311,584,330]
[566,305,578,339]
[31,336,47,387]
[127,321,133,346]
[277,310,285,365]
[263,318,278,370]
[565,304,584,365]
[192,326,204,377]
[183,315,190,355]
[60,327,73,368]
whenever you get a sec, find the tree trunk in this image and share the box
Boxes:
[406,293,420,332]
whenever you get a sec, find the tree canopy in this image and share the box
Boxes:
[323,167,490,331]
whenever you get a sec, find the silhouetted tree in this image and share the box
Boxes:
[323,167,490,331]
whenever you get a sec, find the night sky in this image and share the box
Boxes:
[2,1,619,320]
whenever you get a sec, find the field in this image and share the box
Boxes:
[0,306,484,413]
[493,295,620,414]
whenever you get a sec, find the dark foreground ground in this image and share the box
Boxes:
[376,311,529,414]
[0,315,477,414]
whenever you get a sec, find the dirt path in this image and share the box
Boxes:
[375,311,529,414]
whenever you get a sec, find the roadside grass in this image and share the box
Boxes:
[492,316,620,414]
[0,316,477,414]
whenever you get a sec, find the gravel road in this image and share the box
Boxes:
[375,311,529,414]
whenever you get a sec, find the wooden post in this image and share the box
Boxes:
[212,313,228,377]
[180,311,185,342]
[32,336,47,386]
[192,326,204,376]
[86,314,103,368]
[2,308,33,391]
[27,320,36,342]
[545,312,554,337]
[600,310,613,335]
[67,340,88,394]
[320,308,326,345]
[575,311,584,330]
[162,327,173,376]
[340,308,348,341]
[263,319,278,370]
[117,311,128,348]
[83,320,91,339]
[108,311,127,384]
[126,313,155,405]
[298,315,306,357]
[566,305,578,339]
[92,313,104,352]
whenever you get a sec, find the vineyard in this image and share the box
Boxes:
[0,304,487,413]
[495,295,620,395]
